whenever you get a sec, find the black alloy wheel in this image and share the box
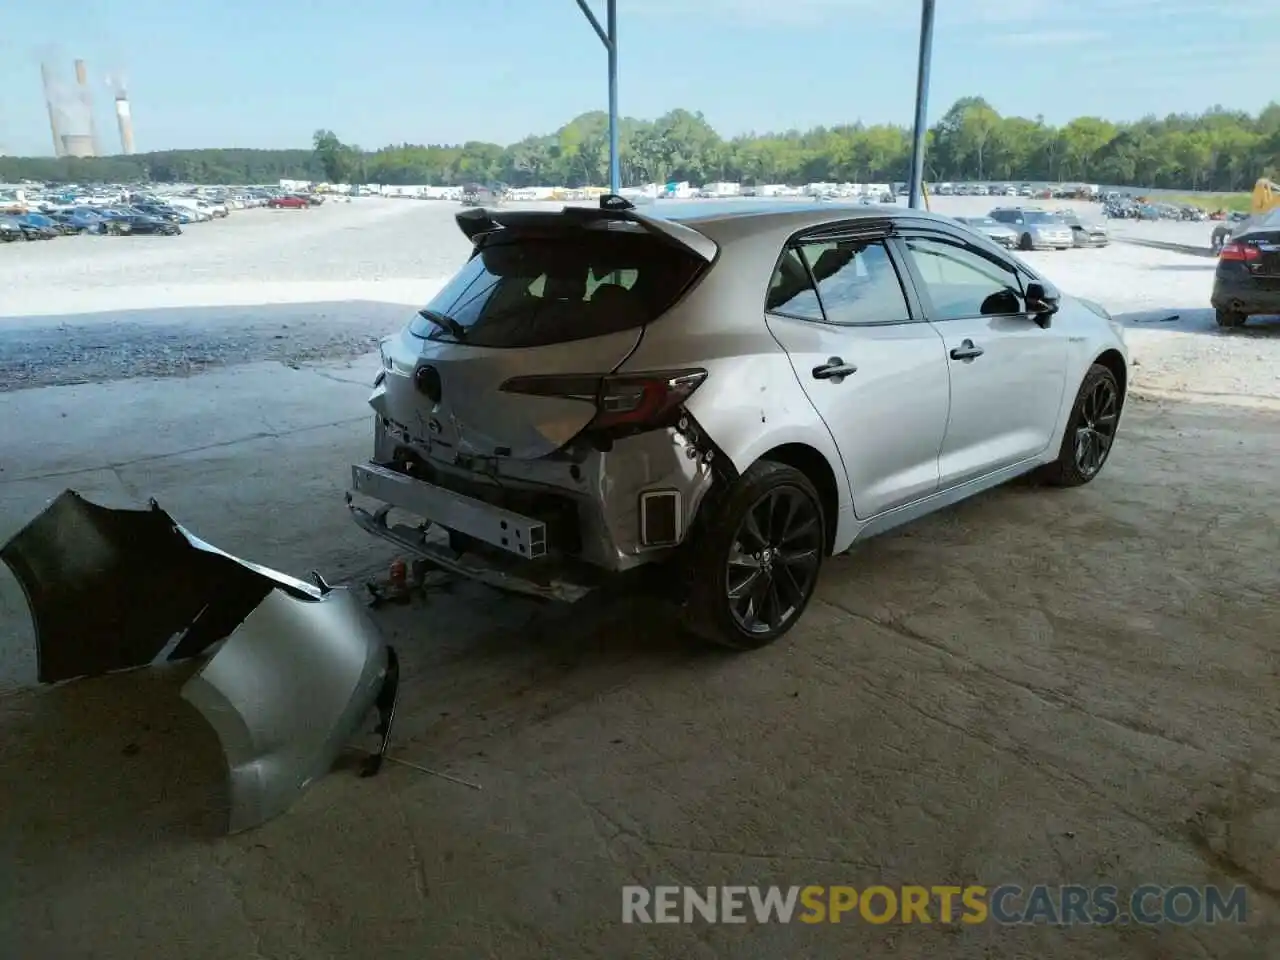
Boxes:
[1073,374,1119,479]
[726,486,823,637]
[682,460,827,650]
[1037,363,1123,487]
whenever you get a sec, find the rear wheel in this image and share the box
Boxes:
[1037,363,1121,487]
[1020,233,1034,251]
[1215,308,1247,328]
[681,461,826,650]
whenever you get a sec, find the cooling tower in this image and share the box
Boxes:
[41,62,67,157]
[114,96,135,154]
[62,133,95,158]
[73,59,101,156]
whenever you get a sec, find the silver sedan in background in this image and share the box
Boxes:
[989,207,1075,250]
[1056,209,1110,247]
[953,215,1019,249]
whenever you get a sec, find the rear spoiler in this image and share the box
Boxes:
[454,194,718,262]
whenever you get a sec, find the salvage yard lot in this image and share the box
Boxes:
[1,199,1278,958]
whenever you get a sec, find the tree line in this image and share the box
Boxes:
[3,97,1277,192]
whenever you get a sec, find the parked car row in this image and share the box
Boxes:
[0,201,188,241]
[0,182,330,245]
[954,207,1107,251]
[1102,196,1207,222]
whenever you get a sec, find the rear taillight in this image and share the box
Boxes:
[500,369,707,440]
[1219,241,1260,262]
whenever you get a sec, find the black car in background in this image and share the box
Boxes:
[0,217,24,242]
[15,213,62,239]
[131,203,184,223]
[1211,209,1280,328]
[98,209,182,236]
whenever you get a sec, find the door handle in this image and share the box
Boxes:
[812,357,858,380]
[949,340,984,361]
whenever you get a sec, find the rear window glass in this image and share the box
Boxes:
[410,232,703,348]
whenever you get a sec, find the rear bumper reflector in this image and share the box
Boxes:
[639,490,681,547]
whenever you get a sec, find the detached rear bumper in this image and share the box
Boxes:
[1,490,398,834]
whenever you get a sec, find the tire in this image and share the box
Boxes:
[681,460,826,650]
[1215,308,1247,328]
[1020,233,1034,251]
[1037,363,1122,488]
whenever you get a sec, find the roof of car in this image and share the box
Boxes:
[604,199,967,239]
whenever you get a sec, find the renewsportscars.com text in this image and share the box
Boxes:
[622,884,1248,925]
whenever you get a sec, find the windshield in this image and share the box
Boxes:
[409,231,704,349]
[1022,212,1061,225]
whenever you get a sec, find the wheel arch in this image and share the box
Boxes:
[1093,348,1127,402]
[756,442,841,555]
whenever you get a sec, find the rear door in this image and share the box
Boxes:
[893,230,1068,488]
[377,224,708,460]
[764,228,950,519]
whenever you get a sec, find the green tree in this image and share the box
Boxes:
[4,98,1278,192]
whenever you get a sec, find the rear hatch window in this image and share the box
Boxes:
[410,231,705,348]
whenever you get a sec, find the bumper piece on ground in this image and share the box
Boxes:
[1,489,399,833]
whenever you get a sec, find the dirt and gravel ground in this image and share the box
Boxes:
[0,198,1277,959]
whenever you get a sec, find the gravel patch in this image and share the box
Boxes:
[0,199,465,388]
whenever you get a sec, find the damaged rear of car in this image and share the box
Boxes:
[349,200,722,605]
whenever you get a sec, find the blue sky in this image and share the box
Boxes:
[0,0,1269,156]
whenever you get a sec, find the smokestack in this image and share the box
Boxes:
[73,58,100,156]
[41,62,66,157]
[115,96,135,155]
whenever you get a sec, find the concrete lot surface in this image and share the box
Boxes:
[1,199,1277,959]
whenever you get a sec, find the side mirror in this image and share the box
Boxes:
[1025,281,1059,328]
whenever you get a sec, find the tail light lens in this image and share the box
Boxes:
[1219,241,1260,262]
[500,369,707,440]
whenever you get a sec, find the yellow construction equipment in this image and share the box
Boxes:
[1250,177,1279,216]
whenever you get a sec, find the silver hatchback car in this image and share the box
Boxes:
[349,198,1128,649]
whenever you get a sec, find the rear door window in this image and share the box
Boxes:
[766,247,825,320]
[411,233,702,348]
[797,239,911,325]
[765,239,911,325]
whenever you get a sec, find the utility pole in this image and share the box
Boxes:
[908,0,936,209]
[573,0,620,193]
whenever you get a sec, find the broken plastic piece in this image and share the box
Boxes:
[1,489,399,833]
[181,586,394,832]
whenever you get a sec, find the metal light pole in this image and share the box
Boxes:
[907,0,936,209]
[573,0,621,193]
